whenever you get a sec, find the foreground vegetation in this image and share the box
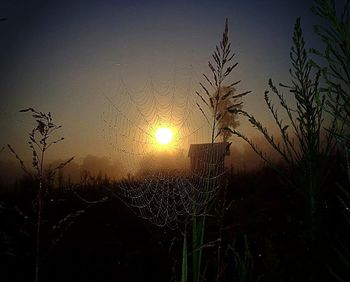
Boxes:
[0,158,347,282]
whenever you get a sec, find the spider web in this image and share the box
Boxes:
[102,67,228,229]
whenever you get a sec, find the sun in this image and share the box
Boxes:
[155,127,173,145]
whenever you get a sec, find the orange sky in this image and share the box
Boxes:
[0,0,321,168]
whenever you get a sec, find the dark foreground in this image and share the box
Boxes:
[1,163,349,281]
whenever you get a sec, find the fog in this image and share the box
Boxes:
[0,137,285,190]
[0,154,126,188]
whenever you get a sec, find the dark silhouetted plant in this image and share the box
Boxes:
[8,108,74,282]
[311,0,350,279]
[225,18,337,279]
[311,0,350,181]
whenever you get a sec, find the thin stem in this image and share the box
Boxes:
[35,132,46,282]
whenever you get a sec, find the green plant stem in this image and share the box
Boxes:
[181,227,188,282]
[192,214,206,282]
[198,216,205,282]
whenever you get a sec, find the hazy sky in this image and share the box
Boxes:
[0,0,321,163]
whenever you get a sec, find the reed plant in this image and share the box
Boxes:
[182,19,250,282]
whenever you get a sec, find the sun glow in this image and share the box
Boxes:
[155,127,173,145]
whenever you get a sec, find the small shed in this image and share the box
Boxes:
[188,142,231,175]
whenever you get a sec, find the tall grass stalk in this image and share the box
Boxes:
[190,19,250,282]
[8,108,74,282]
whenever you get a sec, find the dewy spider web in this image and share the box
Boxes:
[103,67,228,229]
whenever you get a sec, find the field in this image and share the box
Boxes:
[1,159,348,281]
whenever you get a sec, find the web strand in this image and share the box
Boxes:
[103,68,228,229]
